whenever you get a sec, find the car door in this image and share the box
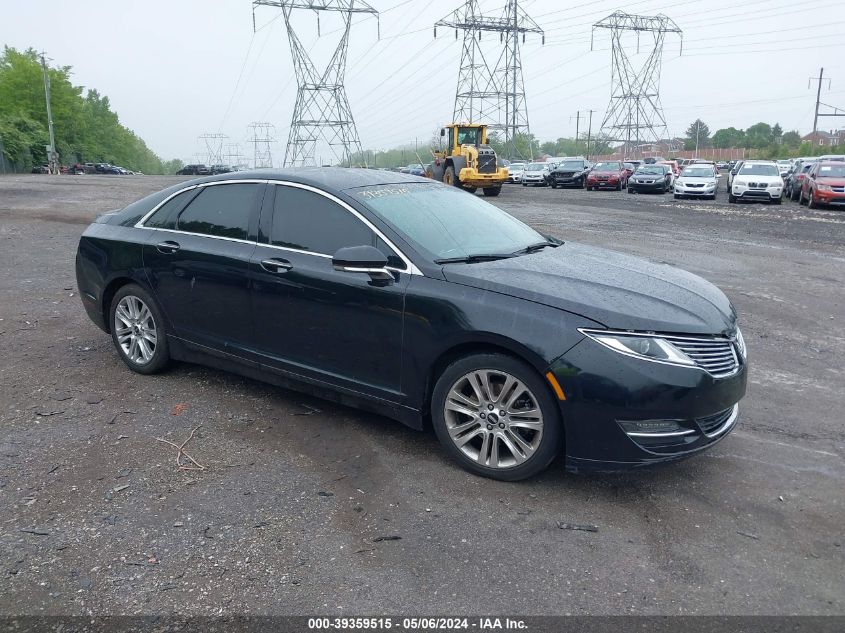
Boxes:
[249,183,409,399]
[141,181,266,360]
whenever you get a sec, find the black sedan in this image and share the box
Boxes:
[627,164,673,194]
[76,169,747,480]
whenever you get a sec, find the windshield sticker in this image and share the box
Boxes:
[820,166,832,172]
[356,187,412,200]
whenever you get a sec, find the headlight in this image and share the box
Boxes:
[817,184,832,192]
[734,180,747,187]
[579,329,695,367]
[768,182,782,189]
[734,327,747,360]
[707,181,717,187]
[675,180,685,187]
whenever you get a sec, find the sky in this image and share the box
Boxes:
[3,0,845,164]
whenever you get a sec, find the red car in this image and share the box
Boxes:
[586,161,628,191]
[800,161,845,208]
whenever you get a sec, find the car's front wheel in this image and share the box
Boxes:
[431,353,562,481]
[109,284,170,374]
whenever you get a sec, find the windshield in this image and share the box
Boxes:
[739,163,779,177]
[557,161,585,170]
[636,166,664,175]
[510,163,525,170]
[593,162,620,171]
[352,184,545,261]
[525,163,545,171]
[681,167,715,178]
[818,164,845,177]
[456,127,481,145]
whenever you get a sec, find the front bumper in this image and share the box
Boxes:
[733,184,781,200]
[549,338,747,471]
[811,190,845,206]
[629,180,667,192]
[552,174,585,187]
[522,176,547,185]
[588,178,621,189]
[675,184,717,196]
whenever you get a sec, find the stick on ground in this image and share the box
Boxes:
[155,424,206,471]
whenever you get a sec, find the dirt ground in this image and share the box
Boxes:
[0,173,843,616]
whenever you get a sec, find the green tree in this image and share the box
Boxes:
[711,127,745,148]
[782,131,801,147]
[744,122,773,149]
[684,119,710,151]
[772,123,783,143]
[0,46,174,173]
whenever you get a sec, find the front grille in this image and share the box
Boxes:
[688,183,704,188]
[477,146,497,174]
[832,186,845,193]
[748,182,766,189]
[661,334,740,377]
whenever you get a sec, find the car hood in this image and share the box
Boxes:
[818,177,845,186]
[590,170,620,176]
[677,176,717,183]
[442,242,736,335]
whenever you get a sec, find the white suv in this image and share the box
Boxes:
[729,161,784,205]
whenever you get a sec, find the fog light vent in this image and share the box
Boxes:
[618,419,695,437]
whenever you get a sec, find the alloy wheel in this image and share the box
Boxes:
[114,295,157,365]
[443,369,544,469]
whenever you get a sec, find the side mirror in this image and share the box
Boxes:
[332,245,393,283]
[440,128,446,137]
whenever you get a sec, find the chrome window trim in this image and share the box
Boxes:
[133,178,422,276]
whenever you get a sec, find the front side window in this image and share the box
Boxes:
[271,186,402,268]
[176,183,260,240]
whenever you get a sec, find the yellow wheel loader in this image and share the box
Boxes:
[428,124,509,197]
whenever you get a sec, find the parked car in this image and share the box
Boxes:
[785,159,816,200]
[643,156,666,165]
[507,163,525,184]
[776,159,792,177]
[75,169,747,480]
[211,165,233,175]
[586,162,628,191]
[728,161,783,204]
[406,164,426,177]
[726,160,745,192]
[658,160,681,178]
[31,164,50,174]
[627,164,672,194]
[521,162,549,186]
[674,164,719,200]
[799,161,845,208]
[818,154,845,162]
[177,164,211,176]
[549,159,591,189]
[96,163,122,175]
[716,161,730,170]
[622,162,636,179]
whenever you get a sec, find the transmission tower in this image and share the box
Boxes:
[198,133,229,167]
[435,0,543,159]
[247,122,275,169]
[592,11,682,156]
[252,0,377,167]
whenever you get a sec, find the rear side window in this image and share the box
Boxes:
[144,189,197,229]
[271,186,374,255]
[176,183,261,240]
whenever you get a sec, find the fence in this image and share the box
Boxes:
[589,148,752,162]
[0,137,26,174]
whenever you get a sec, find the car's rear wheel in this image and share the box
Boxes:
[807,191,817,208]
[110,284,170,375]
[431,353,562,481]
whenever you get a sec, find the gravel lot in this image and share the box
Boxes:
[0,174,843,616]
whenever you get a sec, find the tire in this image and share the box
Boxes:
[616,181,623,191]
[774,196,783,206]
[522,182,527,187]
[444,166,460,188]
[627,187,633,194]
[674,194,680,200]
[109,283,170,375]
[807,191,816,209]
[464,186,477,194]
[728,192,736,203]
[799,189,807,206]
[551,183,557,189]
[431,353,562,481]
[483,186,501,197]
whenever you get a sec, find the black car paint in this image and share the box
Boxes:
[76,169,746,471]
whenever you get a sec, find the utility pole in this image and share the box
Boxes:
[586,110,595,160]
[695,121,700,158]
[811,68,825,136]
[40,53,58,174]
[571,111,581,145]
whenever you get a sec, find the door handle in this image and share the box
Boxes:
[261,258,293,273]
[156,240,180,254]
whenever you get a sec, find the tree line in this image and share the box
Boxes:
[683,119,842,158]
[0,46,177,174]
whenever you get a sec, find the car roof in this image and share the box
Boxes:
[181,167,431,193]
